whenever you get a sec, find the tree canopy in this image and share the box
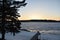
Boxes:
[0,0,27,40]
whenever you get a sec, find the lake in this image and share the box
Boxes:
[0,22,60,40]
[21,22,60,40]
[21,22,60,32]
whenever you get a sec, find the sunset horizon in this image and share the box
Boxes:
[18,0,60,21]
[18,17,60,21]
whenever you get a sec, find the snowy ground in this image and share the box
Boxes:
[0,31,37,40]
[0,31,60,40]
[39,33,60,40]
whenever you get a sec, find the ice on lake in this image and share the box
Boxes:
[0,22,60,40]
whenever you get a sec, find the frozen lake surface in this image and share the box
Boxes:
[21,22,60,40]
[0,22,60,40]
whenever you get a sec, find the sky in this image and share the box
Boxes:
[18,0,60,20]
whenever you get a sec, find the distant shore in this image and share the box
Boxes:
[20,20,60,22]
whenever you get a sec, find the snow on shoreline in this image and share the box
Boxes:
[0,30,60,40]
[29,29,60,35]
[40,33,60,40]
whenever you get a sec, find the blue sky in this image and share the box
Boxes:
[18,0,60,20]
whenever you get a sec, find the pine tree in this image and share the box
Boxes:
[0,0,27,40]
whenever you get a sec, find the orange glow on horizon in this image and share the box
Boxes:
[18,16,60,21]
[18,10,60,21]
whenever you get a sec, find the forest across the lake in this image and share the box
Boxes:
[20,20,60,22]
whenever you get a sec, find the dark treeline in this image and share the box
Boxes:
[20,20,60,22]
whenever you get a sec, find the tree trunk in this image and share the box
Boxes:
[1,32,5,40]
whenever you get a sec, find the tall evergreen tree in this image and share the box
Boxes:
[0,0,27,40]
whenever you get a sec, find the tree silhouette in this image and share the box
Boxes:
[0,0,27,40]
